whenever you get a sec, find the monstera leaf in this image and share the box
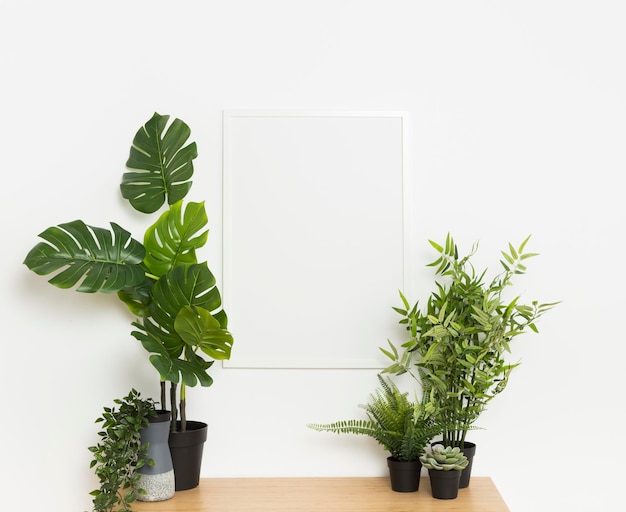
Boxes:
[121,112,197,214]
[143,200,209,277]
[23,220,146,293]
[117,273,155,317]
[133,328,215,387]
[133,262,228,355]
[131,263,231,386]
[175,305,233,360]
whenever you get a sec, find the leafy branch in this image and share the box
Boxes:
[86,389,156,512]
[381,234,558,447]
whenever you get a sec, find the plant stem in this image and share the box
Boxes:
[180,383,186,432]
[170,382,178,432]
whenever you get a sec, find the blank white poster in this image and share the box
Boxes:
[222,111,411,368]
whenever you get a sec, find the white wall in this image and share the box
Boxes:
[2,1,624,511]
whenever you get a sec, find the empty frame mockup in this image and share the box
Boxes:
[222,111,411,368]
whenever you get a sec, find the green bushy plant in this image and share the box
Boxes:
[381,234,558,447]
[87,389,156,512]
[308,374,441,462]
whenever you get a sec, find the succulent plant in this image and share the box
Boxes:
[420,444,468,471]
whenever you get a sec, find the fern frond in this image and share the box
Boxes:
[308,375,443,461]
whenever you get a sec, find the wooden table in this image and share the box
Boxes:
[131,477,509,511]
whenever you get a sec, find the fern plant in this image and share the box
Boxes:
[308,375,440,462]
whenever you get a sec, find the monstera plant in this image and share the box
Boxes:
[23,112,233,433]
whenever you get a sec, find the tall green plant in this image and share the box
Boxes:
[381,234,557,447]
[308,375,441,462]
[23,113,234,431]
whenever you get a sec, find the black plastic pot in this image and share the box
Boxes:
[386,457,422,492]
[432,440,476,489]
[428,468,461,499]
[168,420,208,491]
[458,441,476,488]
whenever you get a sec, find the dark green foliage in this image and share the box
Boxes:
[23,221,146,293]
[22,113,234,432]
[122,112,197,214]
[308,375,441,462]
[382,234,558,447]
[87,389,156,512]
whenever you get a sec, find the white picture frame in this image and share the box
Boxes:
[222,110,412,368]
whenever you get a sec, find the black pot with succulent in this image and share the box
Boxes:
[419,445,469,500]
[308,374,441,492]
[24,113,234,492]
[381,234,557,488]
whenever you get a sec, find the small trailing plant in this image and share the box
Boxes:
[381,234,558,447]
[87,389,157,512]
[308,374,441,462]
[420,445,468,471]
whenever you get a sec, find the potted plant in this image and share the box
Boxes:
[308,374,441,492]
[420,445,468,499]
[87,389,166,512]
[381,233,557,488]
[24,112,234,491]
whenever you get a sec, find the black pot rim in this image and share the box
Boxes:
[169,420,208,432]
[428,468,462,478]
[386,456,422,466]
[168,420,208,447]
[149,410,172,423]
[432,440,476,449]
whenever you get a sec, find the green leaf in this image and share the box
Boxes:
[121,112,197,214]
[380,340,399,360]
[500,251,514,265]
[152,352,213,387]
[398,290,410,309]
[117,274,154,317]
[518,234,531,253]
[23,221,146,293]
[148,353,180,383]
[132,263,230,385]
[429,239,444,253]
[426,256,443,268]
[141,262,228,356]
[143,200,209,277]
[174,305,234,360]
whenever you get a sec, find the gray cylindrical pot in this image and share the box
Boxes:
[136,410,175,502]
